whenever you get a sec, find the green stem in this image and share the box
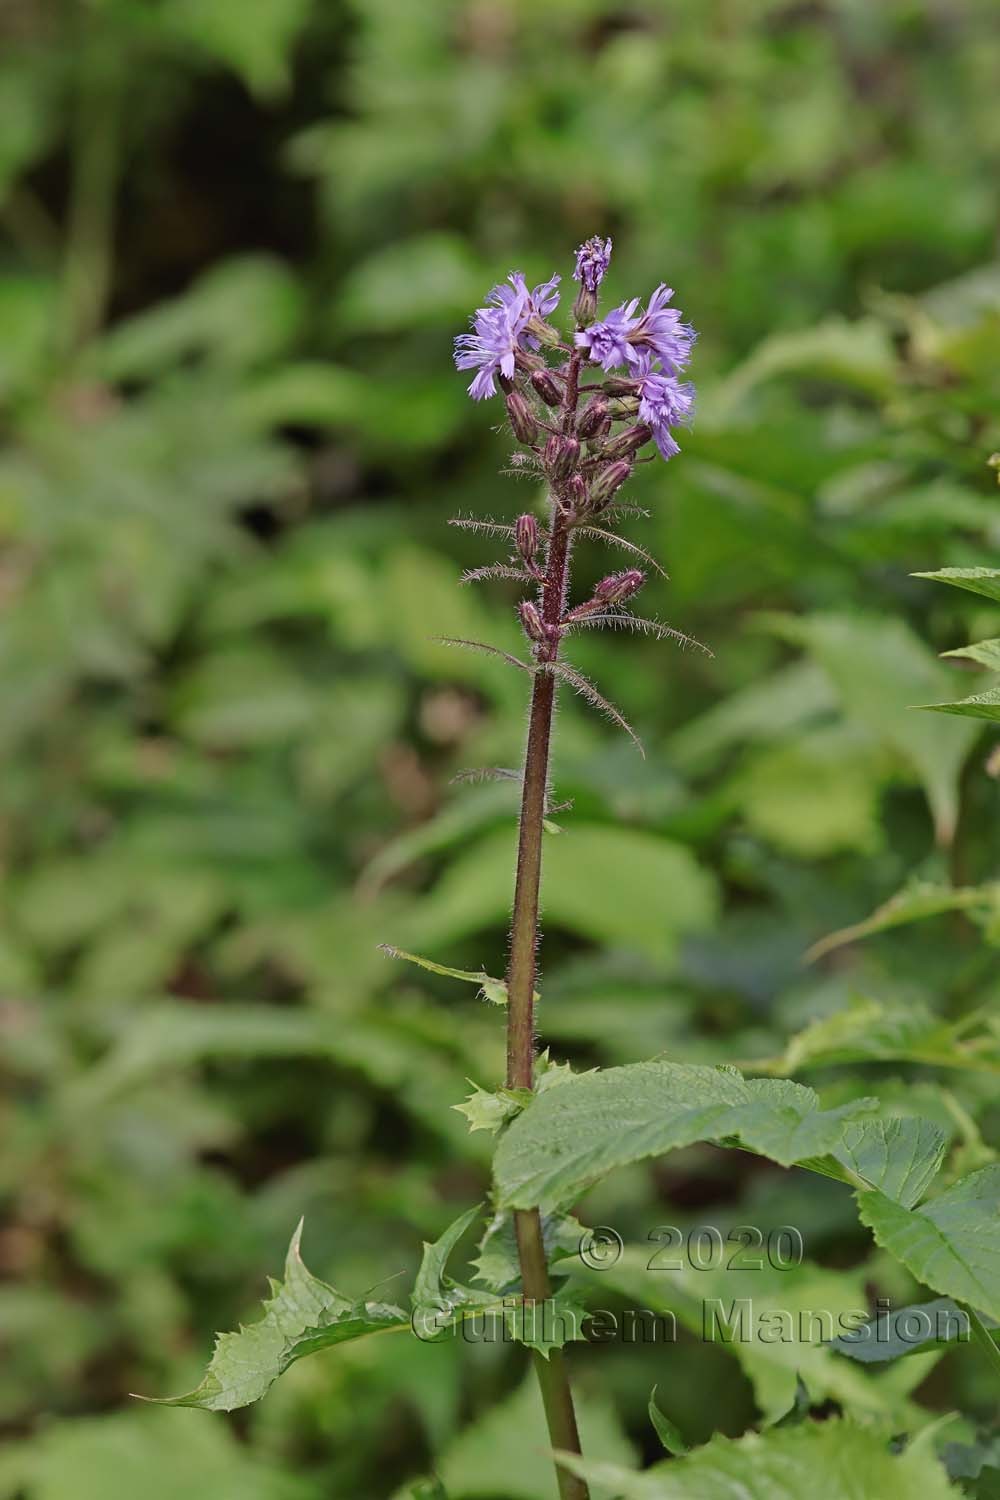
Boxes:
[506,353,588,1500]
[60,21,122,353]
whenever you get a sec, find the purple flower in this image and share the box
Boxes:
[636,359,695,461]
[575,284,695,374]
[454,271,560,400]
[573,236,612,293]
[454,302,523,400]
[574,298,641,370]
[634,284,695,373]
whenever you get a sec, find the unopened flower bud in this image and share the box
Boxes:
[515,513,539,563]
[590,459,632,509]
[530,369,563,407]
[603,423,652,460]
[543,433,580,481]
[518,600,546,642]
[505,391,538,445]
[576,397,610,440]
[561,473,587,516]
[595,569,645,605]
[573,287,598,326]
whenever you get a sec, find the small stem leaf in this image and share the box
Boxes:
[378,944,510,1005]
[448,515,518,538]
[541,660,645,757]
[565,611,712,653]
[143,1221,408,1411]
[434,636,534,673]
[573,525,668,577]
[459,564,530,585]
[648,1387,688,1455]
[450,766,521,785]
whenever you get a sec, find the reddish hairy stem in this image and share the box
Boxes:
[505,352,589,1500]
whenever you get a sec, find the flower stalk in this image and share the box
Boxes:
[453,235,697,1500]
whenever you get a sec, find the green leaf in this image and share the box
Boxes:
[163,0,313,98]
[472,1210,583,1294]
[648,1388,688,1456]
[493,1059,876,1211]
[858,1165,1000,1321]
[943,639,1000,671]
[832,1298,976,1363]
[556,1418,960,1498]
[917,686,1000,723]
[412,1205,483,1315]
[824,1117,947,1208]
[806,882,1000,961]
[913,568,1000,604]
[453,1084,523,1135]
[379,944,516,1006]
[152,1221,407,1411]
[770,1375,812,1428]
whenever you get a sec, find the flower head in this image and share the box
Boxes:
[573,237,612,294]
[454,271,560,400]
[636,358,695,461]
[575,284,695,375]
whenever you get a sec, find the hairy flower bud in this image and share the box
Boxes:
[573,287,598,326]
[595,569,645,605]
[576,397,610,440]
[561,473,587,517]
[530,369,562,407]
[607,395,640,419]
[525,316,563,348]
[518,600,546,642]
[515,513,539,563]
[543,433,580,481]
[602,423,652,460]
[505,391,538,445]
[590,459,632,509]
[603,376,641,396]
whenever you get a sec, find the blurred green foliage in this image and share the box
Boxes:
[1,1,999,1496]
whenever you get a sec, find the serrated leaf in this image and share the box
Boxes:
[556,1418,960,1498]
[858,1165,1000,1321]
[493,1059,876,1211]
[452,1084,523,1135]
[826,1117,947,1207]
[917,686,1000,723]
[770,1374,812,1427]
[412,1205,485,1317]
[832,1298,975,1363]
[151,1221,407,1411]
[914,568,1000,604]
[648,1388,687,1455]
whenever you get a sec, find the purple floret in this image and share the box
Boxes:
[637,363,695,461]
[573,236,612,293]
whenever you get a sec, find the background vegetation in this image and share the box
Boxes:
[2,1,999,1496]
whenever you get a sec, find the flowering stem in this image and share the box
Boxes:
[506,355,589,1500]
